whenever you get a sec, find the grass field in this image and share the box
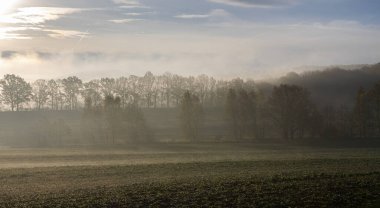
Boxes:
[0,143,379,207]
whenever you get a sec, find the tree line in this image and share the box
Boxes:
[81,95,151,144]
[0,72,255,111]
[180,83,380,142]
[0,70,380,144]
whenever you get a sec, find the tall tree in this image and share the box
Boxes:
[368,82,380,136]
[171,75,186,106]
[151,76,162,108]
[127,75,142,106]
[353,87,370,138]
[123,103,151,142]
[142,71,155,108]
[0,74,32,111]
[162,72,173,107]
[115,77,129,108]
[195,74,210,105]
[241,89,257,139]
[81,80,102,108]
[268,84,314,140]
[32,79,49,110]
[225,89,239,140]
[104,95,122,144]
[62,76,83,110]
[180,91,203,140]
[225,88,257,140]
[47,79,59,110]
[55,79,66,110]
[82,97,104,143]
[100,78,115,97]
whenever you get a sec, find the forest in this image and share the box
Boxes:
[1,63,380,147]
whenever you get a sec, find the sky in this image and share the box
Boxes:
[0,0,380,80]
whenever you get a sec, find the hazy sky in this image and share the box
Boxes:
[0,0,380,80]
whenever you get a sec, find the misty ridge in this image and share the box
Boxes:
[0,63,380,147]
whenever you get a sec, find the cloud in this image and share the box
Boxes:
[175,14,210,19]
[125,12,143,16]
[44,29,90,39]
[124,12,155,16]
[113,0,140,5]
[0,50,59,61]
[0,1,379,81]
[0,7,84,25]
[0,27,35,40]
[1,51,21,59]
[0,26,88,40]
[35,51,58,60]
[0,35,265,79]
[208,0,298,8]
[113,0,148,9]
[175,9,230,19]
[0,7,91,40]
[109,18,142,23]
[0,50,110,63]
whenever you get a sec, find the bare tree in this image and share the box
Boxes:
[47,79,59,110]
[368,82,380,136]
[180,91,203,141]
[238,89,257,139]
[162,72,173,108]
[0,74,32,111]
[32,79,49,110]
[171,75,186,106]
[82,80,102,108]
[353,87,370,138]
[195,74,210,105]
[100,78,115,97]
[141,71,155,107]
[226,89,239,140]
[82,97,104,143]
[127,75,142,106]
[123,103,151,142]
[151,76,162,108]
[115,77,129,108]
[268,84,314,140]
[104,95,122,144]
[225,88,257,140]
[62,76,83,110]
[56,79,67,110]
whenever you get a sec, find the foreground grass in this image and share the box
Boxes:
[0,157,379,207]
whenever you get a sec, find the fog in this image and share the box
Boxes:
[1,64,380,148]
[1,0,380,207]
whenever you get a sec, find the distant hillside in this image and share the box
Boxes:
[256,63,380,108]
[292,64,370,72]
